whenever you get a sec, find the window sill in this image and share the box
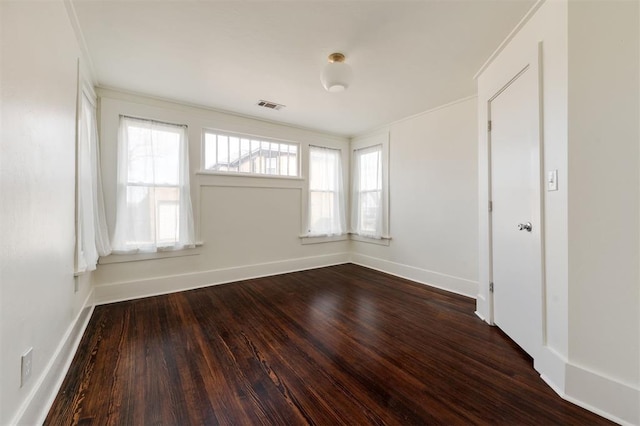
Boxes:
[299,234,391,246]
[299,234,349,245]
[350,234,392,246]
[98,242,203,265]
[196,170,303,181]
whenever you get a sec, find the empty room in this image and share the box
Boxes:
[1,0,639,425]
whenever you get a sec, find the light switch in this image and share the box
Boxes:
[547,170,558,191]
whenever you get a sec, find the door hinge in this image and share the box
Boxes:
[488,120,492,132]
[489,282,494,293]
[488,201,493,212]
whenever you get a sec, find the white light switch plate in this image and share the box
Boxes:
[547,170,558,191]
[21,348,33,387]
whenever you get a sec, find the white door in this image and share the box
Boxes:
[489,64,543,359]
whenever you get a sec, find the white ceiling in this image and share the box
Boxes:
[72,0,534,136]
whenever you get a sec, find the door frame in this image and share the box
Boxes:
[476,42,546,355]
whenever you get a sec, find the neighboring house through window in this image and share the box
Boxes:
[203,130,299,177]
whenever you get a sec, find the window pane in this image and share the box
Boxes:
[125,185,155,247]
[229,137,240,172]
[359,149,381,191]
[310,191,336,232]
[204,133,217,169]
[203,131,299,177]
[127,125,180,185]
[218,135,229,171]
[156,195,179,245]
[114,117,194,253]
[308,146,343,235]
[288,144,298,176]
[360,190,381,233]
[353,144,383,237]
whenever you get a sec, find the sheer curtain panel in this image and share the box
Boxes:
[351,144,383,238]
[76,90,111,273]
[112,117,195,253]
[308,146,345,236]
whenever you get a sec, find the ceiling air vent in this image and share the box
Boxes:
[256,100,285,111]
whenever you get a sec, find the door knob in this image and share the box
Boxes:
[517,222,532,232]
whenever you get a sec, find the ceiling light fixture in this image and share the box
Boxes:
[320,53,353,93]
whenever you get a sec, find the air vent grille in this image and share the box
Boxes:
[257,100,285,111]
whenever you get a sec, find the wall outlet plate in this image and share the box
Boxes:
[21,348,33,387]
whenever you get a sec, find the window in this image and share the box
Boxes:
[352,144,383,238]
[112,116,195,253]
[203,130,299,177]
[76,87,111,272]
[308,146,345,236]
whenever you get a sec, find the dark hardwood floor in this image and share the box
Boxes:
[46,264,612,425]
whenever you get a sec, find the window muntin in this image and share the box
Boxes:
[112,116,195,253]
[203,131,299,177]
[352,144,383,238]
[308,146,345,236]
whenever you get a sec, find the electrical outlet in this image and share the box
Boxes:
[21,348,33,387]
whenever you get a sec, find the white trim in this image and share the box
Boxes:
[473,0,546,80]
[10,289,95,425]
[98,243,203,264]
[536,345,567,392]
[535,346,639,425]
[350,132,390,239]
[565,363,640,426]
[352,95,477,140]
[474,293,490,324]
[196,174,304,189]
[350,234,391,246]
[350,253,478,298]
[299,234,349,245]
[96,86,349,139]
[94,253,351,305]
[63,0,98,83]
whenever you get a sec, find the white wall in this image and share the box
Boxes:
[567,1,640,421]
[93,90,351,303]
[351,98,479,298]
[0,1,94,424]
[477,1,640,424]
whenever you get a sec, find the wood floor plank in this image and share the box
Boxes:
[45,264,613,425]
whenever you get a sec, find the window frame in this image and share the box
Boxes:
[111,115,195,254]
[306,144,346,237]
[200,128,302,179]
[350,132,391,243]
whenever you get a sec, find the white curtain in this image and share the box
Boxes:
[351,144,383,238]
[308,146,345,236]
[77,90,111,273]
[112,116,195,253]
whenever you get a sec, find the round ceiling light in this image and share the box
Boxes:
[320,53,353,93]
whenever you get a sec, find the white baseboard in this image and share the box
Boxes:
[10,289,95,426]
[564,362,639,426]
[534,346,639,426]
[350,253,478,298]
[94,252,351,305]
[474,293,491,324]
[536,346,567,394]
